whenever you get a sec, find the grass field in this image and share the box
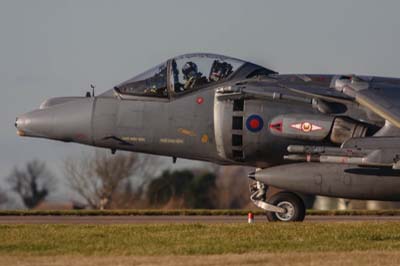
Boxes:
[2,223,400,265]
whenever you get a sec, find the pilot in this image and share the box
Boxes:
[182,62,208,90]
[209,60,233,82]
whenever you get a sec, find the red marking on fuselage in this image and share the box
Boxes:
[269,121,283,132]
[75,133,86,139]
[196,97,204,105]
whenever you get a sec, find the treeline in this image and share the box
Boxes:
[0,151,252,210]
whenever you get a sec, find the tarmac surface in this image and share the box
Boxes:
[1,215,400,224]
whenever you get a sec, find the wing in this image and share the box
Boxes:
[351,87,400,128]
[276,76,400,169]
[283,76,400,128]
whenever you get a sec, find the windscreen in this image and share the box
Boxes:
[116,62,168,98]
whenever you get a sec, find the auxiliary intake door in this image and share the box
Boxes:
[214,92,245,162]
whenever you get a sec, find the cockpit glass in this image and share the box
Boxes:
[171,54,244,93]
[116,62,168,98]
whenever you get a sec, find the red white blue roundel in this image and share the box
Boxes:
[246,115,264,132]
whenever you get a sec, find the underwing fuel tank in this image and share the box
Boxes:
[250,163,400,201]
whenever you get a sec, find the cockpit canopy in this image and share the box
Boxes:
[116,61,169,98]
[115,53,275,99]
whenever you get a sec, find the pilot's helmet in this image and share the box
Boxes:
[209,60,233,82]
[182,62,198,79]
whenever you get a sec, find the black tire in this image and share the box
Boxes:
[266,192,306,222]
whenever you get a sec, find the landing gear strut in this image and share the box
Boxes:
[249,181,306,222]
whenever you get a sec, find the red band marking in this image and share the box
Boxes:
[269,121,283,132]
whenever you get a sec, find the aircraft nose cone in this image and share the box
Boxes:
[15,117,25,136]
[15,109,54,138]
[16,97,94,144]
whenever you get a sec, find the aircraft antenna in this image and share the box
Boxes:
[90,84,95,97]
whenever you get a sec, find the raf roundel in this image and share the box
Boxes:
[246,115,264,132]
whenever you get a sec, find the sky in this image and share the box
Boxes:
[1,0,400,195]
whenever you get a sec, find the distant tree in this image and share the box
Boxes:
[0,188,8,206]
[64,151,159,210]
[147,170,193,207]
[147,170,217,209]
[214,166,252,209]
[8,160,55,209]
[187,172,217,208]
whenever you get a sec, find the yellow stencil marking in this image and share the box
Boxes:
[178,128,196,137]
[160,138,184,144]
[122,137,146,143]
[201,134,209,144]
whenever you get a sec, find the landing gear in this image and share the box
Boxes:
[265,192,305,222]
[249,181,306,222]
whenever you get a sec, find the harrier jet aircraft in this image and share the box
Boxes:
[15,53,400,221]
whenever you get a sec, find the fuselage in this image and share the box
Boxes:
[16,73,396,167]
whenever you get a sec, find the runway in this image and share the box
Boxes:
[1,215,400,224]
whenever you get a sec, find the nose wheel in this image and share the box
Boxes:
[249,180,306,222]
[266,192,306,222]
